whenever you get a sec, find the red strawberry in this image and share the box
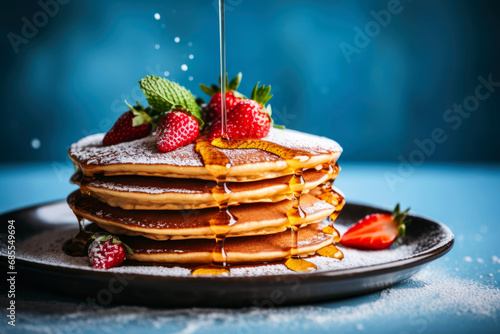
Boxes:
[340,204,411,249]
[209,83,273,140]
[156,110,200,152]
[103,102,157,146]
[200,73,245,122]
[88,235,133,269]
[206,91,242,120]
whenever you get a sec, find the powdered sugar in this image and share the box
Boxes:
[7,225,417,277]
[264,128,342,154]
[69,134,204,167]
[69,128,342,168]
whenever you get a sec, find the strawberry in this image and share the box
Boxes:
[88,234,133,269]
[103,101,160,146]
[340,204,411,249]
[208,82,273,140]
[156,110,200,152]
[200,73,245,122]
[206,91,242,120]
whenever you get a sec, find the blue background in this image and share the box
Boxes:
[1,0,499,163]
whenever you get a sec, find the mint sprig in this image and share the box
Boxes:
[139,75,204,129]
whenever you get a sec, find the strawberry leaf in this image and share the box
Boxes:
[122,242,134,255]
[200,84,218,96]
[228,72,242,91]
[250,82,273,106]
[200,73,246,98]
[392,203,411,243]
[273,123,286,129]
[125,100,152,127]
[139,75,204,129]
[92,234,112,242]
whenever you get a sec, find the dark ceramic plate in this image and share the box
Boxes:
[0,201,453,307]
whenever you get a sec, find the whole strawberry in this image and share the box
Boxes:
[200,73,245,122]
[209,82,274,140]
[156,110,200,152]
[206,91,242,120]
[103,101,160,146]
[88,235,133,269]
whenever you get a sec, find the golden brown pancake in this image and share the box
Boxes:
[72,168,338,210]
[119,221,332,264]
[69,128,342,181]
[67,191,335,240]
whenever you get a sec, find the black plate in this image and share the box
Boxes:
[0,201,453,307]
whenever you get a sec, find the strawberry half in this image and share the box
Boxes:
[200,73,246,122]
[156,110,200,152]
[88,234,133,269]
[340,204,411,249]
[208,82,274,140]
[103,101,160,146]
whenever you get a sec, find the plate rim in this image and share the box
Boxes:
[0,200,454,283]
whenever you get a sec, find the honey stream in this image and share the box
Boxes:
[211,138,323,272]
[192,139,236,276]
[316,163,345,260]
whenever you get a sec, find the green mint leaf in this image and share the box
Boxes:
[139,75,204,129]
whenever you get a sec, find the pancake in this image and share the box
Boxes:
[120,221,333,264]
[67,191,335,240]
[69,128,342,182]
[72,167,338,210]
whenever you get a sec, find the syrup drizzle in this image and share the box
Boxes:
[211,138,318,272]
[284,167,318,271]
[315,163,345,259]
[192,139,236,276]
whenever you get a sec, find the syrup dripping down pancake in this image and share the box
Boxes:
[69,128,342,182]
[67,191,336,240]
[72,168,338,210]
[115,220,333,264]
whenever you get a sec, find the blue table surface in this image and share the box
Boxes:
[1,162,499,333]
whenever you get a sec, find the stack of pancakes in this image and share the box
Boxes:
[68,128,345,272]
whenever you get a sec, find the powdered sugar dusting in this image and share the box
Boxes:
[70,134,204,167]
[265,128,342,154]
[7,226,417,277]
[69,128,342,168]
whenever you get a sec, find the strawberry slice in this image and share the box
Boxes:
[340,204,411,249]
